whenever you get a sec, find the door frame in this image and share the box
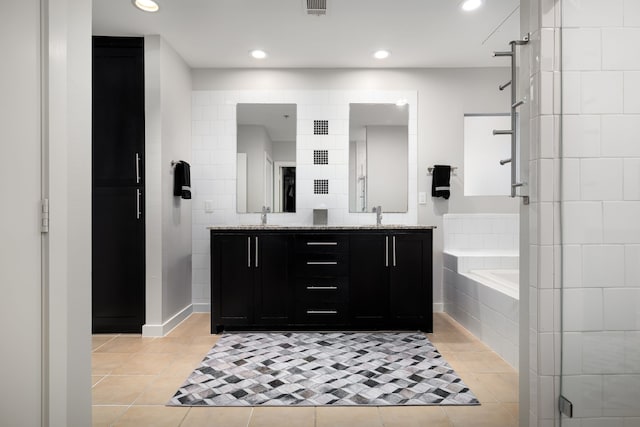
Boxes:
[273,160,295,213]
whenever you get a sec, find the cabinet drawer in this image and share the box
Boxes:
[296,253,348,277]
[296,277,348,303]
[295,302,347,324]
[295,235,348,253]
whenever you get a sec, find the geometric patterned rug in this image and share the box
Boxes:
[167,332,480,406]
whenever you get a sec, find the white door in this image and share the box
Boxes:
[0,1,42,424]
[264,154,274,210]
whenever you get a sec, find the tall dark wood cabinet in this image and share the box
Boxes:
[92,37,145,333]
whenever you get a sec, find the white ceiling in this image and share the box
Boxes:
[92,0,521,69]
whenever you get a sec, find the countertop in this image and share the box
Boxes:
[207,225,436,230]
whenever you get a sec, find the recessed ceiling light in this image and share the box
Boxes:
[132,0,159,12]
[250,49,267,59]
[373,50,390,60]
[461,0,483,11]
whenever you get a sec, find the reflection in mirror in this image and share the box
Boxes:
[349,104,408,213]
[236,104,296,213]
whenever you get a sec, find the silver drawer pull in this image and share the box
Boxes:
[307,310,338,315]
[306,286,338,290]
[307,261,338,265]
[306,242,338,246]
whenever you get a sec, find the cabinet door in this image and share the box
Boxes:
[211,234,254,330]
[254,234,292,325]
[92,187,145,332]
[92,37,145,187]
[349,233,389,325]
[389,233,432,330]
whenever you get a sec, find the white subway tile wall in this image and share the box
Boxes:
[443,213,519,252]
[189,90,418,307]
[558,0,640,424]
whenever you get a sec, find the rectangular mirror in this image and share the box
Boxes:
[463,114,511,196]
[236,103,296,213]
[349,103,408,213]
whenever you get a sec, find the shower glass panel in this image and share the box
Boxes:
[560,1,640,424]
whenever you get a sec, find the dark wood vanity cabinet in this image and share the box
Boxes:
[210,228,432,333]
[210,232,293,331]
[349,231,432,330]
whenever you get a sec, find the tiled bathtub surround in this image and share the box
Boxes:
[443,214,519,252]
[190,90,417,308]
[442,214,520,369]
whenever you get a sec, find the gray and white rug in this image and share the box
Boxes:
[168,332,479,407]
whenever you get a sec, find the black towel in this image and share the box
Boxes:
[173,161,192,199]
[431,165,451,200]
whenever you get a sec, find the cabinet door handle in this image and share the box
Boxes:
[135,189,141,219]
[306,310,337,315]
[135,152,141,184]
[306,286,338,290]
[306,261,337,265]
[385,236,389,267]
[255,236,259,268]
[393,236,397,267]
[247,237,251,268]
[306,242,338,246]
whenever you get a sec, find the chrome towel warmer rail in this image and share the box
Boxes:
[494,33,530,205]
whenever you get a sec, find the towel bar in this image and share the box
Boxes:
[428,166,457,176]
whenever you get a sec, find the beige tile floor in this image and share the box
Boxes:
[92,313,518,427]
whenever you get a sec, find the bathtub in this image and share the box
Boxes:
[464,269,519,300]
[443,251,520,369]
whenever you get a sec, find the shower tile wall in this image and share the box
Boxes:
[189,90,417,308]
[520,0,563,425]
[559,0,640,424]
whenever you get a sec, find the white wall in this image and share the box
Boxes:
[191,68,518,309]
[366,125,408,212]
[144,35,193,336]
[237,125,273,213]
[1,0,92,425]
[0,2,43,425]
[272,140,296,162]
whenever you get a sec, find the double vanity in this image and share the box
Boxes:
[209,226,434,333]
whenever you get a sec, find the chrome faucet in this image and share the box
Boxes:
[372,205,383,226]
[261,206,271,225]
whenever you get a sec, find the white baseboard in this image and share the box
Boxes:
[433,303,444,312]
[192,302,211,313]
[142,304,193,337]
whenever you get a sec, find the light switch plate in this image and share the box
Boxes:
[419,192,427,205]
[204,200,214,213]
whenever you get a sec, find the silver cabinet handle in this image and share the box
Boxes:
[247,237,251,268]
[393,236,397,267]
[307,310,337,315]
[135,152,141,184]
[385,236,389,267]
[306,286,338,290]
[306,261,337,265]
[255,236,259,268]
[306,242,338,246]
[136,189,141,219]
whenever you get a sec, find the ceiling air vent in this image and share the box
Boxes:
[306,0,327,16]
